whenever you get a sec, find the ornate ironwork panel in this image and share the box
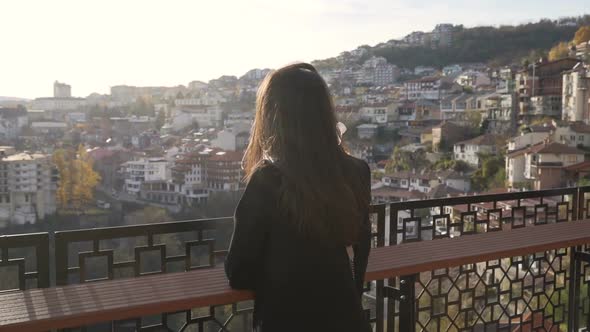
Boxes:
[0,232,49,291]
[54,217,252,332]
[381,187,580,332]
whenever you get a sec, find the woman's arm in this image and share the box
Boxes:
[224,167,273,290]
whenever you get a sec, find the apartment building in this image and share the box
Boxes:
[123,158,170,195]
[562,62,590,123]
[0,152,57,226]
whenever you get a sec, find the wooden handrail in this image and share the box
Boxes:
[2,220,590,331]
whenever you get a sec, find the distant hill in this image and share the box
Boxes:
[314,16,590,70]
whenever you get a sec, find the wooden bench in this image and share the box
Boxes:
[2,220,590,331]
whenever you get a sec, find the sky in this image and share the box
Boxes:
[1,0,589,99]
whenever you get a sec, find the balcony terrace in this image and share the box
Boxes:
[1,187,590,331]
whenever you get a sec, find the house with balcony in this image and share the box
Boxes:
[440,93,470,122]
[123,158,170,195]
[506,140,585,190]
[206,150,243,192]
[404,76,442,101]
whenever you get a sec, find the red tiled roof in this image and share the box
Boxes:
[570,121,590,134]
[564,160,590,172]
[507,141,584,158]
[533,142,584,155]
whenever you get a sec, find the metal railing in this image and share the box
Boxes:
[1,187,590,331]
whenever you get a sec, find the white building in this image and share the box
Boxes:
[359,105,388,124]
[508,128,551,151]
[454,71,492,88]
[453,134,498,167]
[225,112,254,127]
[173,106,224,128]
[562,63,590,123]
[404,77,441,100]
[31,97,85,111]
[357,124,379,139]
[0,152,57,226]
[211,123,251,151]
[123,158,170,195]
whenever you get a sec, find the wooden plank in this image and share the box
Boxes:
[2,220,590,331]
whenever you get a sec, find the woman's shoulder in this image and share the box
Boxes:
[342,154,370,178]
[247,160,283,186]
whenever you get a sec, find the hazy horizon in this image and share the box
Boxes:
[1,0,589,99]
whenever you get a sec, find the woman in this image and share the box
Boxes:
[225,63,372,332]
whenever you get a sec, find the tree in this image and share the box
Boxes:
[53,145,101,211]
[470,154,505,191]
[385,147,429,173]
[573,26,590,45]
[465,110,483,132]
[53,149,72,209]
[155,111,166,130]
[548,42,570,61]
[72,145,101,209]
[129,97,155,117]
[431,156,470,173]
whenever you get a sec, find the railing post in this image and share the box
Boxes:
[385,274,416,332]
[54,232,68,286]
[568,246,581,332]
[398,274,416,332]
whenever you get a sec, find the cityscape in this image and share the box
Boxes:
[0,18,590,228]
[2,8,590,332]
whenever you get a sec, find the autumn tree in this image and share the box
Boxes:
[53,145,101,211]
[53,149,72,209]
[574,26,590,45]
[548,42,570,61]
[72,145,101,209]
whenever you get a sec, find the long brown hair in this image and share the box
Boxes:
[243,63,369,246]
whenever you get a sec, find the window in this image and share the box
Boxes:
[579,136,584,141]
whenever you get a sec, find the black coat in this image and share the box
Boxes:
[225,155,372,332]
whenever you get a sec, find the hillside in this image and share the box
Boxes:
[314,15,590,70]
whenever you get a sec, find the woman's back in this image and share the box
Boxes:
[224,63,372,331]
[225,154,371,332]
